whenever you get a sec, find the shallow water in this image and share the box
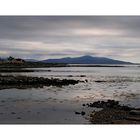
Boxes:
[0,66,140,123]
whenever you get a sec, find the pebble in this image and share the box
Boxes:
[75,112,81,115]
[81,111,86,116]
[82,104,86,106]
[17,117,21,119]
[11,112,16,114]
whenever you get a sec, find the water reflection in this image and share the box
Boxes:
[0,66,140,123]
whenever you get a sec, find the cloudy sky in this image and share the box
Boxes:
[0,16,140,63]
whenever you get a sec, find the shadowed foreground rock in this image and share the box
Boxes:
[80,100,140,124]
[86,100,132,111]
[0,75,82,89]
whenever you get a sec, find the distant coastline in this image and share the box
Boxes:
[0,55,136,68]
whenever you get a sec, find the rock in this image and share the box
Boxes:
[125,117,140,121]
[11,112,16,114]
[17,117,21,119]
[112,120,140,124]
[82,100,140,124]
[80,75,86,77]
[90,113,95,117]
[68,75,73,77]
[0,75,81,89]
[81,111,86,116]
[75,112,81,115]
[86,100,132,110]
[82,104,86,106]
[90,109,129,124]
[129,110,140,115]
[95,80,106,83]
[1,100,5,103]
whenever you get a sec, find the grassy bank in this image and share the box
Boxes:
[0,62,67,68]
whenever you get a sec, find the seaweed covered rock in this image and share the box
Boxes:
[82,100,140,124]
[86,100,131,111]
[0,75,83,89]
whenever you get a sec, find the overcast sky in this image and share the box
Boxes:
[0,16,140,62]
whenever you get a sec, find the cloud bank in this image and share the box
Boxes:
[0,16,140,62]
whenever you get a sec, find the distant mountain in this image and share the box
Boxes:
[40,55,132,64]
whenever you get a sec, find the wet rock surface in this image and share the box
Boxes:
[78,100,140,124]
[75,111,86,116]
[85,100,132,111]
[90,109,130,124]
[0,75,82,89]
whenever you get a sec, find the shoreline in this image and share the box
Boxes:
[0,62,138,69]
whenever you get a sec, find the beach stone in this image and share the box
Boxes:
[75,112,81,115]
[81,111,86,116]
[125,117,140,121]
[17,117,21,119]
[90,113,95,117]
[95,80,106,83]
[129,110,140,115]
[11,112,16,114]
[80,75,86,77]
[112,120,140,124]
[1,100,5,103]
[82,104,86,106]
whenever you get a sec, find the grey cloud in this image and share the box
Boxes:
[0,16,140,62]
[1,16,140,41]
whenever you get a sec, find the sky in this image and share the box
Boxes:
[0,16,140,63]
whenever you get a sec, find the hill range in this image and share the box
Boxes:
[39,55,132,64]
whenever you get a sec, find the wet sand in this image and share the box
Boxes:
[0,97,89,124]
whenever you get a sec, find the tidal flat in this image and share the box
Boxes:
[0,65,140,124]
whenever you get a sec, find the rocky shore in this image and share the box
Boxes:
[76,100,140,124]
[0,75,82,89]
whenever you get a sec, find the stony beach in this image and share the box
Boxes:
[80,100,140,124]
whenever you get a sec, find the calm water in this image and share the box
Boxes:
[0,66,140,123]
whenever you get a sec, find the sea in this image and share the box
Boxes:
[0,65,140,124]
